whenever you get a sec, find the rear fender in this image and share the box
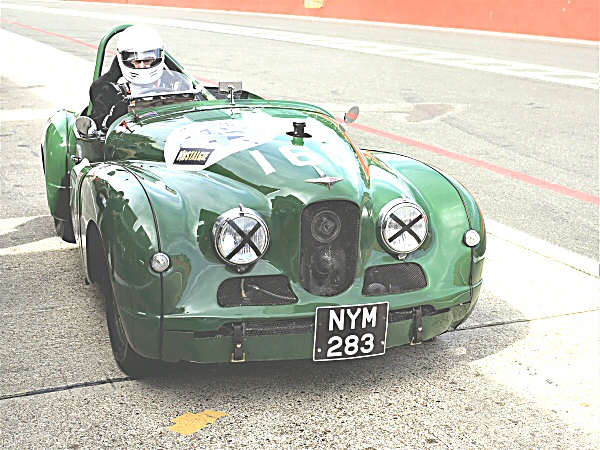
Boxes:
[42,110,77,220]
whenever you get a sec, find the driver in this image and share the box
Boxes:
[88,24,192,129]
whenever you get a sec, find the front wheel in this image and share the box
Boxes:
[102,261,150,378]
[54,217,75,243]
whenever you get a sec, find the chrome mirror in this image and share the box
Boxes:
[75,116,97,138]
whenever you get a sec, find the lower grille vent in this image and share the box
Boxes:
[362,263,427,297]
[218,275,298,307]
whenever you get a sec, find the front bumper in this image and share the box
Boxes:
[160,293,478,363]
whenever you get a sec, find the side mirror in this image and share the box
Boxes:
[75,116,97,139]
[344,106,359,124]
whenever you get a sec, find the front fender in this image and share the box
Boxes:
[42,110,77,220]
[78,163,162,359]
[125,163,273,318]
[371,151,486,295]
[434,169,486,286]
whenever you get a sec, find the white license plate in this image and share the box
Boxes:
[313,302,389,361]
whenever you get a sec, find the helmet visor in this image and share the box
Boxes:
[120,49,163,69]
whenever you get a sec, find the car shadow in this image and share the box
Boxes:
[0,215,58,249]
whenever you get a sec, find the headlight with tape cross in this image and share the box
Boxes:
[378,199,428,256]
[212,206,270,266]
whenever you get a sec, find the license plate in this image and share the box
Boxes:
[313,302,389,361]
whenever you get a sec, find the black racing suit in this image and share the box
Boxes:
[87,57,194,130]
[88,57,128,130]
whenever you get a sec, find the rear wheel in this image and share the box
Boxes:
[101,256,151,378]
[54,217,75,243]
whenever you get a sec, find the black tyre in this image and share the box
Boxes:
[101,258,151,378]
[54,217,76,243]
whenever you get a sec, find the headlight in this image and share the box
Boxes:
[378,199,428,255]
[212,206,269,266]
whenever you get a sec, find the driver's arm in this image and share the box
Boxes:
[89,81,128,130]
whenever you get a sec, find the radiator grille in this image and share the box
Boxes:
[362,263,427,296]
[300,201,360,296]
[217,275,298,307]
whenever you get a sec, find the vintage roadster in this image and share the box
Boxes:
[41,25,485,375]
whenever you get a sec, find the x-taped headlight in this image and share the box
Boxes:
[212,206,269,266]
[378,199,428,256]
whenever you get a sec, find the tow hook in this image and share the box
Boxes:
[231,323,246,362]
[410,306,423,345]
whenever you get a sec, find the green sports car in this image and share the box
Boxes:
[41,25,485,376]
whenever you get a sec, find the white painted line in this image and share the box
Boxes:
[2,3,598,90]
[486,219,599,278]
[0,29,93,111]
[482,233,599,321]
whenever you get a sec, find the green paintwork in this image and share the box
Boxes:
[41,26,486,363]
[160,297,477,363]
[42,109,77,221]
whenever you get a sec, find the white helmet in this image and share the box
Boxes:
[116,25,164,85]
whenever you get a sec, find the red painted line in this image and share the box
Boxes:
[349,121,600,205]
[194,76,216,85]
[1,19,101,51]
[5,19,598,205]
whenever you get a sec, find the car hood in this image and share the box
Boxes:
[110,106,375,203]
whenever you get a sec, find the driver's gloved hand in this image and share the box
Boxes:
[102,100,129,130]
[115,80,130,97]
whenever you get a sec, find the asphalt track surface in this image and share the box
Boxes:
[0,1,598,449]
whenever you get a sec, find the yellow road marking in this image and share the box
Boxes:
[169,410,227,436]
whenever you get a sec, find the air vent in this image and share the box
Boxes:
[362,263,427,296]
[218,275,298,307]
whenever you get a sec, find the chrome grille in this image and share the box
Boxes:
[300,201,360,296]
